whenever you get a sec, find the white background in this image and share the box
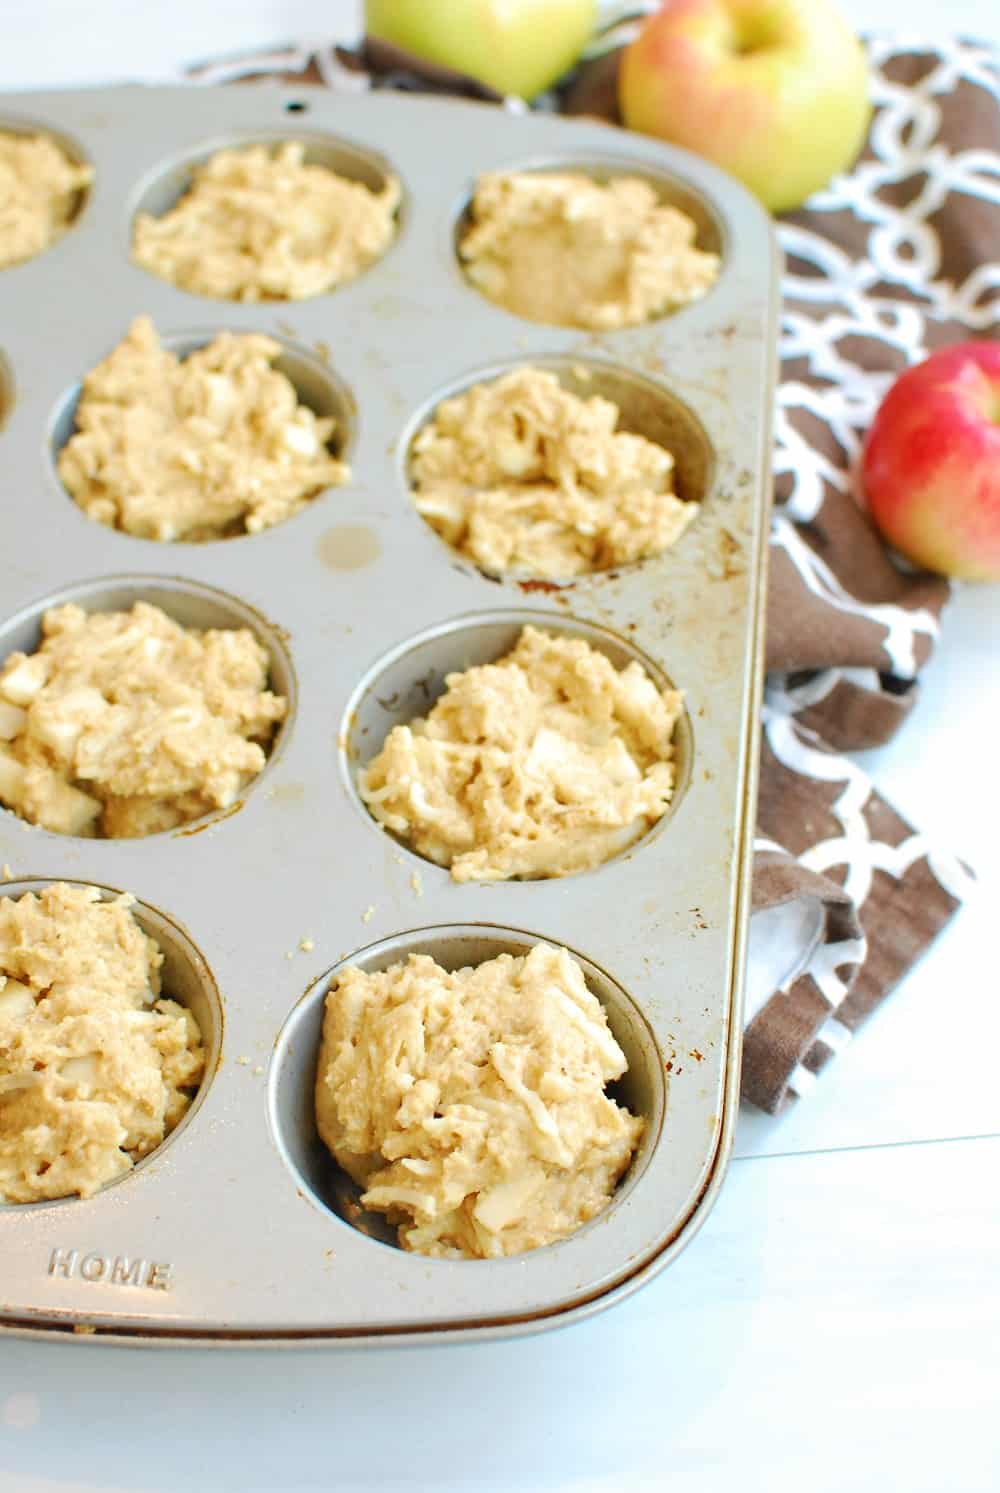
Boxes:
[2,4,999,1491]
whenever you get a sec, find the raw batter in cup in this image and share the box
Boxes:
[0,131,91,270]
[57,317,349,541]
[315,942,643,1259]
[411,366,696,577]
[360,625,683,881]
[0,601,287,838]
[132,140,400,301]
[0,882,206,1204]
[459,170,719,329]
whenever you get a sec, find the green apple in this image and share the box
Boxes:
[618,0,871,213]
[364,0,596,100]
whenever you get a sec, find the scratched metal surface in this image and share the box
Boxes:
[0,86,778,1344]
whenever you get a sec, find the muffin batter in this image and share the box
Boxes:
[132,141,400,301]
[315,943,643,1259]
[459,170,719,329]
[412,365,695,577]
[0,131,92,271]
[359,625,683,881]
[57,317,348,541]
[0,601,287,838]
[0,882,206,1204]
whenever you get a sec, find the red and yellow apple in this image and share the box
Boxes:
[862,343,1000,582]
[364,0,596,101]
[618,0,871,213]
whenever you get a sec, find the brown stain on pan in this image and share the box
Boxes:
[517,578,567,595]
[0,350,13,432]
[315,525,381,571]
[265,781,305,805]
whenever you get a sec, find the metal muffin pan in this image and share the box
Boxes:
[0,85,779,1344]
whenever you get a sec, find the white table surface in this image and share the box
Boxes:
[2,4,999,1491]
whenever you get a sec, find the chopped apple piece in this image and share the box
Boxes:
[0,653,48,706]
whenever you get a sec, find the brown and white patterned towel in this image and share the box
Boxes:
[191,30,989,1112]
[732,35,990,1106]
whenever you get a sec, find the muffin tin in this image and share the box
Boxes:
[0,84,778,1344]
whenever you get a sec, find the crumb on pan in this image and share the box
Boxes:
[0,600,286,838]
[411,366,695,577]
[360,625,682,881]
[315,943,643,1259]
[132,141,400,302]
[0,882,205,1204]
[459,170,719,330]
